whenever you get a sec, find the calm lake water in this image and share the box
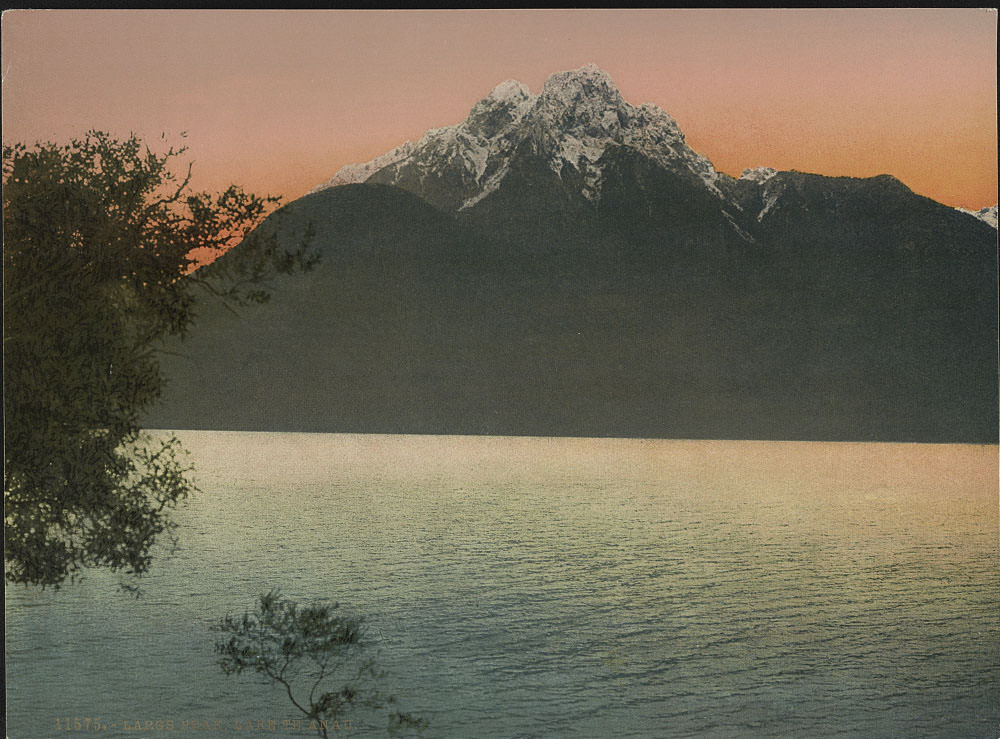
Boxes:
[5,433,999,738]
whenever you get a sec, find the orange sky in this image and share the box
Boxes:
[2,9,997,209]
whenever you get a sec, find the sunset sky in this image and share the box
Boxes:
[2,9,997,209]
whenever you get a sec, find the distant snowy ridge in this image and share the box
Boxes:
[957,205,998,229]
[310,64,996,241]
[310,63,722,210]
[309,141,416,193]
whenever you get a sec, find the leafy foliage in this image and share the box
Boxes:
[3,131,315,587]
[213,591,427,737]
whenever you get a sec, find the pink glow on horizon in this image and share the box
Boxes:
[2,9,996,209]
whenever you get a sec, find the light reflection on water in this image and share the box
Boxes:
[5,433,999,738]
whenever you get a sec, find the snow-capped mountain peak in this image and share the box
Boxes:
[486,79,534,104]
[310,64,722,209]
[537,63,625,113]
[465,80,536,140]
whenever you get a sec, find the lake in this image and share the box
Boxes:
[5,433,999,737]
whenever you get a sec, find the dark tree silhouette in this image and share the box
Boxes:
[213,591,427,737]
[3,131,315,587]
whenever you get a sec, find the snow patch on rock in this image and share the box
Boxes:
[739,167,778,184]
[957,205,998,229]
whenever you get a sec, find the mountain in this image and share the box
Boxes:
[957,205,998,229]
[309,64,721,210]
[148,65,999,443]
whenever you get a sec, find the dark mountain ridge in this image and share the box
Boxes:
[147,66,998,442]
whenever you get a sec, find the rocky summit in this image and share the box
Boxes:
[311,64,720,213]
[149,66,999,442]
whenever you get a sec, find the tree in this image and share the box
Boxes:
[213,591,427,737]
[3,131,316,588]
